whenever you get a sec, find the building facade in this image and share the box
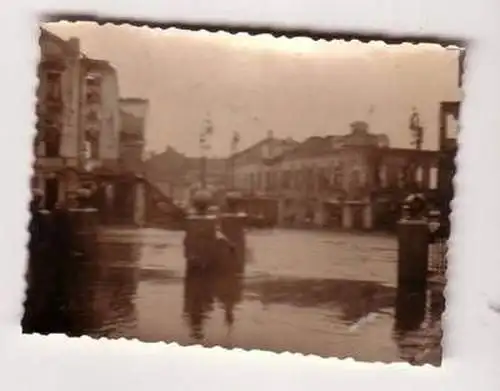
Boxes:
[143,146,228,207]
[34,28,152,228]
[232,122,439,230]
[80,58,122,172]
[118,98,149,174]
[34,29,126,210]
[33,29,83,209]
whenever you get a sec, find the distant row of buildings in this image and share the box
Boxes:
[34,28,149,224]
[143,48,463,232]
[144,121,441,231]
[144,146,228,206]
[229,121,440,230]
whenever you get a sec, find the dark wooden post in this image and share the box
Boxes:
[394,192,431,338]
[22,206,99,335]
[395,216,429,337]
[397,219,429,287]
[183,189,218,273]
[184,215,217,272]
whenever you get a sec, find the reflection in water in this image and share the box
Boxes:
[392,280,444,365]
[183,273,215,341]
[88,243,140,337]
[394,283,427,332]
[183,238,245,342]
[243,277,396,324]
[72,242,140,338]
[23,226,443,364]
[23,222,140,337]
[23,207,78,334]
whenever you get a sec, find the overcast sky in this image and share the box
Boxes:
[45,22,461,157]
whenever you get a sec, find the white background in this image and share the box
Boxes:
[1,0,500,390]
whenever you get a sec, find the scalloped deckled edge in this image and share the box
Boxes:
[41,15,466,49]
[20,332,445,371]
[26,16,465,369]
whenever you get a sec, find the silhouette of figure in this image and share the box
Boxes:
[182,239,245,342]
[393,282,428,364]
[182,272,216,341]
[213,269,243,330]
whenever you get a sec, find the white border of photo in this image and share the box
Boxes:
[1,0,500,390]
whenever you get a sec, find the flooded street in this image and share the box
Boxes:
[62,227,443,364]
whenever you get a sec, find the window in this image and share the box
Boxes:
[348,170,360,191]
[265,172,271,191]
[256,172,262,190]
[281,170,291,190]
[317,167,328,192]
[332,163,344,188]
[295,170,302,190]
[34,137,45,157]
[379,165,388,188]
[250,173,255,191]
[429,167,438,190]
[45,71,62,101]
[85,73,102,104]
[415,165,424,184]
[86,90,101,104]
[84,130,99,160]
[85,73,102,87]
[445,113,459,140]
[86,110,99,123]
[44,126,61,157]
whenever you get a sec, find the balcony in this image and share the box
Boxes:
[44,96,64,115]
[86,90,101,105]
[34,156,65,169]
[85,110,100,123]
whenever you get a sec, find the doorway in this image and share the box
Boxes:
[44,177,59,210]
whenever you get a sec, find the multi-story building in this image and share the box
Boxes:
[79,58,122,172]
[34,28,147,222]
[143,146,228,206]
[95,98,150,225]
[33,28,83,209]
[34,28,180,228]
[118,98,149,173]
[231,132,299,193]
[436,48,464,230]
[232,121,439,230]
[34,29,128,212]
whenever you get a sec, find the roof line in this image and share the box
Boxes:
[119,97,149,103]
[231,137,298,159]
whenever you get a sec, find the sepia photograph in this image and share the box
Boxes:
[23,21,463,366]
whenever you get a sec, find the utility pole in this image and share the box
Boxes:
[199,116,213,190]
[230,131,240,190]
